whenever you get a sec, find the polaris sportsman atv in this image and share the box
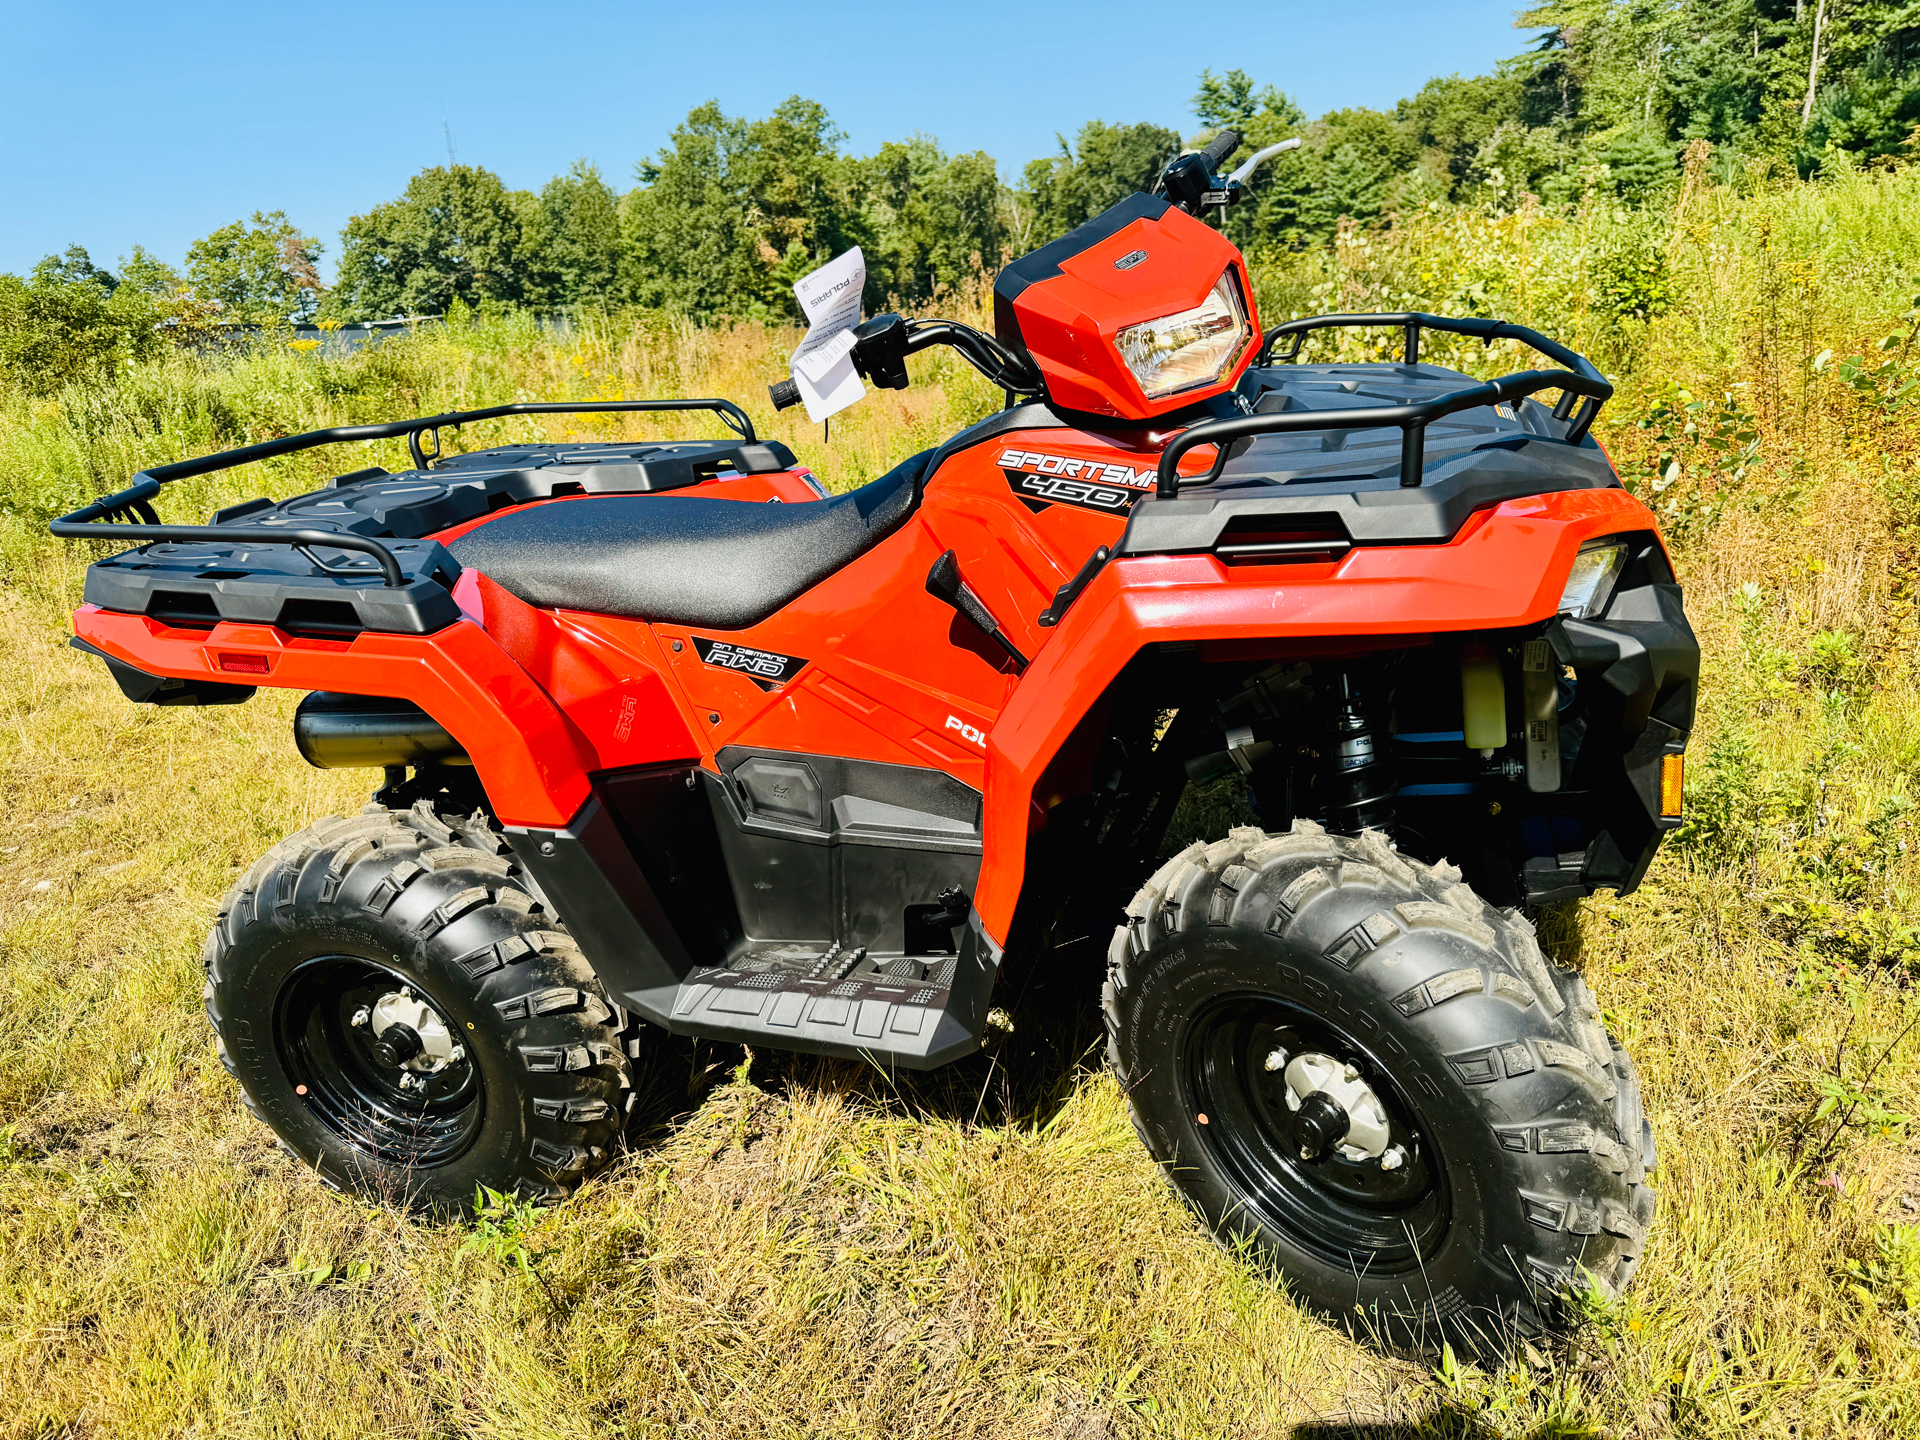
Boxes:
[55,130,1696,1345]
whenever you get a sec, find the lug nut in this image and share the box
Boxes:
[1343,1064,1360,1082]
[350,1006,371,1028]
[1381,1145,1407,1171]
[1263,1048,1288,1072]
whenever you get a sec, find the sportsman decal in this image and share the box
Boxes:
[690,636,807,690]
[997,447,1158,516]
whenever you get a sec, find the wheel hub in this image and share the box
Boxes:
[1279,1050,1393,1163]
[362,987,459,1074]
[1182,997,1445,1271]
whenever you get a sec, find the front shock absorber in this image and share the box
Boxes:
[1318,668,1395,834]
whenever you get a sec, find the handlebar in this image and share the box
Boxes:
[1200,128,1243,167]
[770,315,1042,412]
[1227,138,1301,185]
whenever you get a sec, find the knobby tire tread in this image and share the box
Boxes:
[1102,819,1655,1349]
[204,800,651,1211]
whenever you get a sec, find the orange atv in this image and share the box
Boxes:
[57,131,1694,1346]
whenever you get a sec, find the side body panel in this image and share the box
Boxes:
[69,428,1678,1066]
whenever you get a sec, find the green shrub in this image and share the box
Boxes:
[0,268,161,395]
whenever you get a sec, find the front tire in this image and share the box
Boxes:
[204,799,646,1211]
[1104,820,1655,1350]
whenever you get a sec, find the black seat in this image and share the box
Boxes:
[450,451,931,629]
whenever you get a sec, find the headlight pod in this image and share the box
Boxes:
[1114,270,1251,399]
[1558,538,1630,619]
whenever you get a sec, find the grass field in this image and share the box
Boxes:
[0,165,1915,1437]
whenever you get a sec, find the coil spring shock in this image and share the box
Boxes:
[1318,668,1396,834]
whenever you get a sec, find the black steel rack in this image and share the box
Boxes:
[50,399,757,587]
[1156,312,1613,497]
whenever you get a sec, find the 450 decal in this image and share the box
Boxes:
[997,448,1156,516]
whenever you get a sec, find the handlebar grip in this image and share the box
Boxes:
[769,378,802,411]
[1202,129,1243,167]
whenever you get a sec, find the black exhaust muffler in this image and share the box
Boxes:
[293,692,471,770]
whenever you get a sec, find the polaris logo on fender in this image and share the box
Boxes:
[997,448,1155,516]
[945,714,987,749]
[691,636,807,690]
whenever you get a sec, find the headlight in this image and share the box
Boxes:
[1114,270,1251,398]
[1558,538,1629,618]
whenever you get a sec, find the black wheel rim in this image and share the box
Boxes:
[1180,993,1447,1273]
[275,957,483,1168]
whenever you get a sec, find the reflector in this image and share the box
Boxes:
[1660,752,1685,817]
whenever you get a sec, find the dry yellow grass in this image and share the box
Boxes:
[0,168,1914,1437]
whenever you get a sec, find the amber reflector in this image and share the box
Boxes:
[1660,752,1685,817]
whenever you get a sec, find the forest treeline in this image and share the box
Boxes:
[2,0,1913,391]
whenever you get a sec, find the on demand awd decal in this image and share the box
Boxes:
[691,636,808,690]
[997,448,1157,515]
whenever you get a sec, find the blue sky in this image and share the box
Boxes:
[0,1,1533,279]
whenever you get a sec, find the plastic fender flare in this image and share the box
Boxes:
[69,606,596,828]
[976,495,1670,945]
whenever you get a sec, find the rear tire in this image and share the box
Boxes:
[204,799,648,1212]
[1104,819,1655,1351]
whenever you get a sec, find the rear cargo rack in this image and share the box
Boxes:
[51,398,757,586]
[1155,312,1612,498]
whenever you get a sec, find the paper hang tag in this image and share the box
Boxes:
[791,327,857,384]
[794,359,864,425]
[789,247,867,424]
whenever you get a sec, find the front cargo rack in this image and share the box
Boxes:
[1155,312,1613,497]
[50,398,759,586]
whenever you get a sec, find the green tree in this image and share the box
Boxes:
[1514,0,1918,172]
[1399,72,1528,196]
[521,161,623,309]
[1255,108,1420,246]
[116,246,184,297]
[327,166,528,320]
[0,256,160,394]
[185,210,324,322]
[1800,31,1920,168]
[1193,68,1306,143]
[620,97,860,320]
[1465,121,1577,205]
[32,245,119,292]
[1021,120,1182,245]
[858,138,1004,305]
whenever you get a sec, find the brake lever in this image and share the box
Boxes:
[1227,137,1302,187]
